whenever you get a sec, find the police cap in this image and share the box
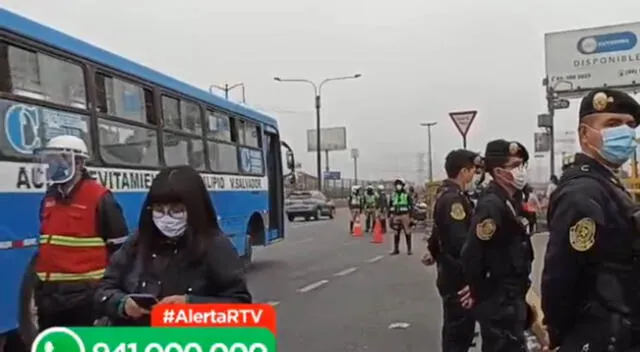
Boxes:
[483,139,529,171]
[579,89,640,124]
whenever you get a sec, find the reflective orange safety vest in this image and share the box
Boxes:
[35,179,109,282]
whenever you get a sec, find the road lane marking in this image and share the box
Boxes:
[366,255,384,263]
[266,301,280,307]
[297,279,329,293]
[388,322,411,329]
[333,267,357,277]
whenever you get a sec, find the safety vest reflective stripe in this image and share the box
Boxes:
[393,193,409,212]
[36,268,106,282]
[39,234,105,247]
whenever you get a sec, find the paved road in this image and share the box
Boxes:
[247,209,550,351]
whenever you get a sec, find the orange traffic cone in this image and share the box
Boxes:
[371,219,384,243]
[353,218,363,237]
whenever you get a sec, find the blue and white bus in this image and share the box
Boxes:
[0,8,294,340]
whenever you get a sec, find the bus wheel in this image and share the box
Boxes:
[19,254,38,350]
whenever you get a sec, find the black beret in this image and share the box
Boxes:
[579,89,640,124]
[484,139,529,169]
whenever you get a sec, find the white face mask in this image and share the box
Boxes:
[467,174,481,190]
[510,167,527,190]
[153,214,187,238]
[395,184,403,191]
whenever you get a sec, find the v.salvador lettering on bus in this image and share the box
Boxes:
[9,162,267,192]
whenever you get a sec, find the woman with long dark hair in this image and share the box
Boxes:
[95,166,251,326]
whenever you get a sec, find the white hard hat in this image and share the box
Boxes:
[377,185,384,190]
[43,135,89,159]
[394,178,405,185]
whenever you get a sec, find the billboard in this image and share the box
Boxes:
[307,127,347,151]
[545,22,640,93]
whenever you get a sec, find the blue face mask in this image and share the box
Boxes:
[599,125,637,165]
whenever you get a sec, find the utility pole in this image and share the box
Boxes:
[208,82,246,103]
[416,152,427,185]
[325,150,330,172]
[541,77,574,178]
[351,148,359,185]
[420,122,437,183]
[274,74,362,190]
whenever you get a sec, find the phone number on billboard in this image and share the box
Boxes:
[550,73,592,82]
[91,342,270,352]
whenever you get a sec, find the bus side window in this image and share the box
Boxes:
[243,122,260,148]
[95,72,154,124]
[0,41,87,109]
[94,72,159,167]
[231,118,245,145]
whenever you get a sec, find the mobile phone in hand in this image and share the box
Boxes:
[128,294,158,310]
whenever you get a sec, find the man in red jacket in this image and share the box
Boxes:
[33,135,128,331]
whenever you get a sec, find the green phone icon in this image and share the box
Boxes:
[31,327,86,352]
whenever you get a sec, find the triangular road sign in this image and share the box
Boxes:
[449,110,477,137]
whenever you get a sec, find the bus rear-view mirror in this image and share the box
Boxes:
[286,151,295,170]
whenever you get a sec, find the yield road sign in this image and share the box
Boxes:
[449,110,477,137]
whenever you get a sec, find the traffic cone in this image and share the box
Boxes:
[371,219,384,244]
[353,218,363,237]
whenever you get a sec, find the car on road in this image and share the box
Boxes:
[285,190,335,221]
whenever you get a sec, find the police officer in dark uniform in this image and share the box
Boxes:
[459,139,534,352]
[423,149,481,352]
[541,89,640,351]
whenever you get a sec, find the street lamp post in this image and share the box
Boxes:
[420,122,437,183]
[541,77,574,178]
[273,74,362,191]
[209,82,246,103]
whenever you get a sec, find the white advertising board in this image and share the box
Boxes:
[307,127,347,151]
[545,22,640,93]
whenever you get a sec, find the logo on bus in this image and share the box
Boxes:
[4,104,41,154]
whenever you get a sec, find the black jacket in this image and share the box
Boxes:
[95,232,252,326]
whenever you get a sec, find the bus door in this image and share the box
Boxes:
[265,129,285,243]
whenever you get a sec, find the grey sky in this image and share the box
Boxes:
[5,0,640,182]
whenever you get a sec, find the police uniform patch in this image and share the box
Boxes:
[592,92,614,112]
[509,142,519,155]
[569,217,596,252]
[450,202,466,220]
[476,218,496,240]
